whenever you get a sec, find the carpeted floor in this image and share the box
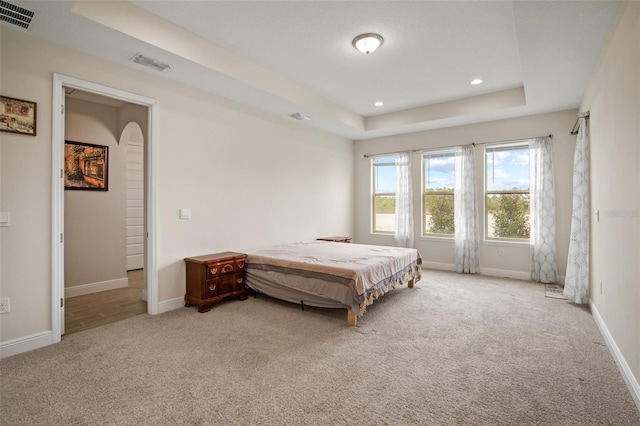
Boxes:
[1,269,638,425]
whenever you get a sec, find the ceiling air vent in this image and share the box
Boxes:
[0,0,38,30]
[289,112,311,121]
[130,54,171,72]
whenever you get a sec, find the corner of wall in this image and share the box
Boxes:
[590,302,640,411]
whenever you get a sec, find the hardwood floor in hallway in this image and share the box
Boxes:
[64,270,147,335]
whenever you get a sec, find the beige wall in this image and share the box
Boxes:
[0,28,353,342]
[64,98,127,289]
[580,2,639,389]
[354,110,577,279]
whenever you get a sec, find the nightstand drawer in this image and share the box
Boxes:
[204,279,219,298]
[215,273,245,295]
[206,259,245,278]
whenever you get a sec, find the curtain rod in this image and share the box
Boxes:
[570,111,590,135]
[362,134,553,158]
[471,134,552,147]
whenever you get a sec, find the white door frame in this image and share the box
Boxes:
[51,73,159,342]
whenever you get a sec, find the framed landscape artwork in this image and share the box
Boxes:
[64,140,109,191]
[0,96,37,136]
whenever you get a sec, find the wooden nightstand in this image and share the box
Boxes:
[184,252,248,313]
[316,236,352,243]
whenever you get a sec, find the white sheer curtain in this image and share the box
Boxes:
[529,137,557,283]
[454,145,480,273]
[394,152,414,248]
[564,118,590,303]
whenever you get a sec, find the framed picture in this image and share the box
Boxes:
[0,96,37,136]
[64,141,109,191]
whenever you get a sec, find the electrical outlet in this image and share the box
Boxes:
[499,248,505,256]
[0,298,10,314]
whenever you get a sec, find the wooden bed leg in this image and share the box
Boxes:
[347,310,357,327]
[408,278,415,288]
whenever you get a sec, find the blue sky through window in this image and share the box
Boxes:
[486,146,529,191]
[374,156,396,193]
[374,147,530,194]
[424,152,455,190]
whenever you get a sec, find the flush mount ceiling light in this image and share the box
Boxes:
[289,112,310,121]
[130,53,171,72]
[374,101,384,107]
[352,33,384,55]
[470,78,484,85]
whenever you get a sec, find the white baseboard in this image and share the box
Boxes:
[422,262,530,281]
[65,277,128,298]
[590,301,640,411]
[158,296,184,314]
[422,261,455,272]
[1,296,183,358]
[0,331,53,359]
[480,267,530,281]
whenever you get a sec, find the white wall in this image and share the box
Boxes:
[580,1,639,394]
[354,110,577,279]
[0,28,353,343]
[64,97,127,289]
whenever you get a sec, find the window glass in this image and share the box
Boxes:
[423,150,455,236]
[485,144,530,240]
[372,156,396,233]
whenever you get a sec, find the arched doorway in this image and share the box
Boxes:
[120,122,145,273]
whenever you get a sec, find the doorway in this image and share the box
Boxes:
[51,74,159,342]
[64,270,147,334]
[62,93,147,334]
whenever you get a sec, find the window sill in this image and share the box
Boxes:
[483,239,529,248]
[420,235,454,242]
[369,233,394,238]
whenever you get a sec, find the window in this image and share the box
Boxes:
[422,150,456,236]
[372,155,396,233]
[485,143,530,240]
[84,158,105,181]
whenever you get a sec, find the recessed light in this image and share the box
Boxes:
[470,79,483,85]
[374,101,384,107]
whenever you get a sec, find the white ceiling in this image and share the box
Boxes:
[7,1,620,140]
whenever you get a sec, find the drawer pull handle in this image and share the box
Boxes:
[238,262,245,269]
[209,267,218,275]
[222,264,233,273]
[236,278,243,284]
[208,283,216,291]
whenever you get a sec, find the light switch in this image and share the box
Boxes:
[0,212,10,227]
[179,208,191,220]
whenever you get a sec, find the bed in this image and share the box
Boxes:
[245,241,422,326]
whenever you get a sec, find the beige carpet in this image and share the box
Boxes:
[1,270,638,425]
